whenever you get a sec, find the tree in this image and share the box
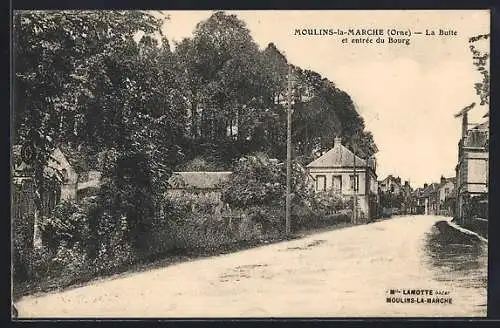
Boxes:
[468,33,490,106]
[174,12,281,164]
[13,10,178,248]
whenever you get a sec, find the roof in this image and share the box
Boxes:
[12,143,94,173]
[422,183,440,196]
[306,141,369,169]
[380,175,402,185]
[77,171,102,191]
[57,143,99,173]
[167,171,233,190]
[441,177,456,185]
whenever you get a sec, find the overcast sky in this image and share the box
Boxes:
[158,10,489,188]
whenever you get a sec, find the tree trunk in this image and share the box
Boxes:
[191,100,198,139]
[32,188,43,248]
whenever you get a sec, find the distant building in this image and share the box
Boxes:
[378,175,405,216]
[423,183,440,215]
[306,136,378,222]
[378,175,402,195]
[438,176,456,217]
[412,187,426,215]
[401,181,414,215]
[412,182,440,215]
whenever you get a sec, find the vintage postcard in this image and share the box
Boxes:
[11,10,490,318]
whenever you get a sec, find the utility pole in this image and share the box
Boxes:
[353,143,358,224]
[285,64,292,236]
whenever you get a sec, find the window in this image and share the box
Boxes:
[61,168,69,183]
[332,175,342,191]
[316,175,326,191]
[350,175,359,191]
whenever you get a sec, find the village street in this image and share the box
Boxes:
[17,215,487,318]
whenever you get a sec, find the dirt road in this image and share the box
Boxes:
[16,215,487,318]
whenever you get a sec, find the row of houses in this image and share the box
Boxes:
[402,104,489,222]
[411,176,457,216]
[375,174,457,217]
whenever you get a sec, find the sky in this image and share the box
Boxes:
[157,10,490,188]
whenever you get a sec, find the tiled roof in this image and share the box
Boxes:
[167,171,232,189]
[307,142,368,168]
[422,183,440,196]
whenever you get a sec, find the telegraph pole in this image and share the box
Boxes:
[353,143,358,224]
[285,64,292,235]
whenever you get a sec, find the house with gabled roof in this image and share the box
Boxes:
[438,176,456,216]
[421,182,440,215]
[378,175,402,195]
[306,136,378,222]
[12,144,103,202]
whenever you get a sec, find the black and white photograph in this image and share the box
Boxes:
[11,10,490,318]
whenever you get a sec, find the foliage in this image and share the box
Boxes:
[41,200,90,252]
[25,246,54,282]
[468,33,490,106]
[12,10,381,291]
[310,189,354,216]
[50,242,89,278]
[221,153,285,208]
[176,156,224,172]
[379,191,403,209]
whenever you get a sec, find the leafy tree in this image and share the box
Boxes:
[220,153,315,212]
[13,10,179,248]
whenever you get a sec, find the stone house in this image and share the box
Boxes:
[12,145,78,200]
[421,182,440,215]
[378,175,404,216]
[401,181,414,215]
[378,175,402,195]
[412,187,426,215]
[438,176,456,216]
[306,136,378,222]
[12,144,103,202]
[454,116,489,223]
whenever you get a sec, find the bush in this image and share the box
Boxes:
[246,205,283,234]
[221,154,285,208]
[41,200,90,252]
[25,246,54,282]
[310,189,353,216]
[96,150,165,255]
[50,242,89,279]
[163,191,234,249]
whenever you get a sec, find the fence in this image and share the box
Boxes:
[12,177,61,248]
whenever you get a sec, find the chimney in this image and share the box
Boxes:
[404,181,409,186]
[424,183,428,189]
[440,175,446,185]
[334,136,342,147]
[462,111,468,139]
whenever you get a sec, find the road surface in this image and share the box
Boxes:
[16,215,487,318]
